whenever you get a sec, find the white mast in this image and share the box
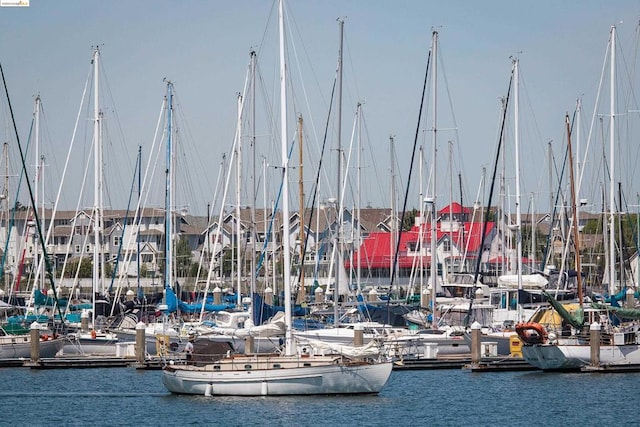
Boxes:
[356,102,362,293]
[334,17,344,326]
[235,92,243,308]
[430,30,438,327]
[164,81,174,296]
[608,25,617,296]
[33,95,41,290]
[278,0,293,356]
[250,49,257,299]
[389,135,396,287]
[513,57,523,293]
[92,46,104,318]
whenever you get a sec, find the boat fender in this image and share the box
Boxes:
[91,330,97,339]
[40,334,49,341]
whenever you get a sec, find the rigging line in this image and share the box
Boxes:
[540,120,574,273]
[194,156,225,286]
[540,143,570,276]
[61,126,96,317]
[360,105,386,207]
[286,1,328,145]
[388,42,431,291]
[42,63,93,276]
[0,119,32,281]
[464,64,514,328]
[0,61,65,326]
[293,77,337,300]
[343,31,362,103]
[108,149,141,298]
[255,133,299,277]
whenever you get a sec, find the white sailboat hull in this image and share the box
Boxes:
[162,355,392,396]
[522,342,640,370]
[0,336,64,359]
[61,332,119,355]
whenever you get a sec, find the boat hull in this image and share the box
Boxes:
[522,342,640,371]
[162,356,392,396]
[61,333,119,356]
[0,336,64,359]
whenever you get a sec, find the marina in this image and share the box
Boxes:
[1,0,640,422]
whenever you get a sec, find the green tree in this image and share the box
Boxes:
[59,258,92,278]
[175,237,193,277]
[402,209,418,231]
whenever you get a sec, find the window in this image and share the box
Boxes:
[75,245,81,253]
[113,236,121,247]
[86,245,91,253]
[443,240,451,253]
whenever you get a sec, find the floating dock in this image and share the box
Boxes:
[393,354,536,371]
[12,355,180,369]
[581,364,640,373]
[463,357,538,372]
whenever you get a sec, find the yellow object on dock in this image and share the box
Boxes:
[510,335,522,357]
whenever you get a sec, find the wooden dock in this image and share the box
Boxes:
[11,355,181,369]
[393,354,537,372]
[463,357,538,372]
[581,364,640,373]
[393,355,471,370]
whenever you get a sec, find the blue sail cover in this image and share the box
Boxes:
[252,292,310,326]
[177,299,235,314]
[164,287,234,314]
[164,287,179,313]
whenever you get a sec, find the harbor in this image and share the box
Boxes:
[2,0,640,421]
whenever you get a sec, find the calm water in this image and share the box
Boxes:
[0,366,636,426]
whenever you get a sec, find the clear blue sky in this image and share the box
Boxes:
[1,1,639,217]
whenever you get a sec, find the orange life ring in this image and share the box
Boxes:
[515,322,547,345]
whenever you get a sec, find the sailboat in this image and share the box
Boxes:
[519,27,640,370]
[162,1,392,396]
[62,46,119,355]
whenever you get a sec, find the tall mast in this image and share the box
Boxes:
[430,30,438,327]
[250,49,257,298]
[389,135,396,287]
[33,95,40,289]
[137,146,142,294]
[513,57,523,293]
[356,103,362,293]
[235,92,243,308]
[278,0,293,355]
[566,114,583,306]
[334,17,344,326]
[500,97,507,275]
[92,46,104,314]
[298,114,305,304]
[608,25,617,296]
[164,81,174,294]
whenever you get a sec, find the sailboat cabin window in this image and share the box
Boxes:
[244,364,252,370]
